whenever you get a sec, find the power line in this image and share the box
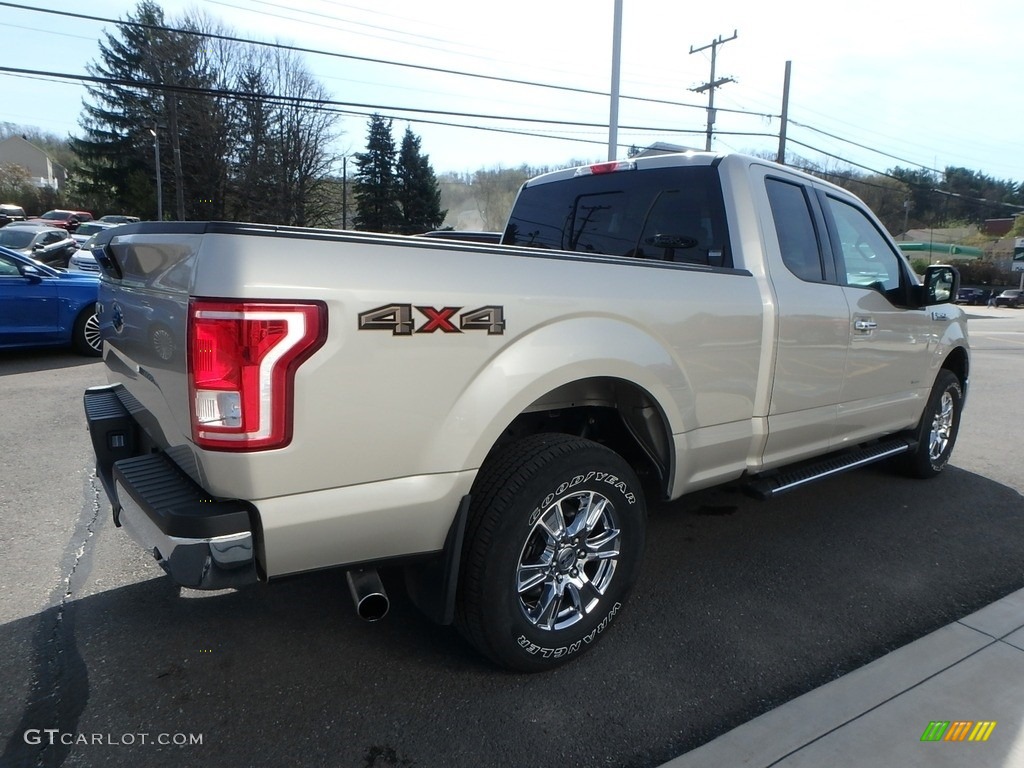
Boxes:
[786,138,1024,212]
[788,119,944,176]
[0,1,772,119]
[0,64,736,135]
[3,0,1012,189]
[0,64,777,156]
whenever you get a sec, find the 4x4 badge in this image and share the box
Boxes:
[358,304,505,336]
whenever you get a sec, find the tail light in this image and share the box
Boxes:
[188,299,327,451]
[574,160,636,177]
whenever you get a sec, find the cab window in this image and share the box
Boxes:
[826,196,903,295]
[765,178,825,282]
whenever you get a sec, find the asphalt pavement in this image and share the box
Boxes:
[1,304,1022,768]
[662,588,1024,768]
[664,303,1024,768]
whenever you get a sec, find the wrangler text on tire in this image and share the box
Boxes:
[456,434,646,672]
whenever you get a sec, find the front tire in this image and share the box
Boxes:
[901,370,962,478]
[456,434,646,672]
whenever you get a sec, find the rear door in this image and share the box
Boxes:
[754,167,850,467]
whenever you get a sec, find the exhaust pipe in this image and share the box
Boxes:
[346,568,389,621]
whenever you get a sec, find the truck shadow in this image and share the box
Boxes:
[0,348,102,375]
[2,465,1021,768]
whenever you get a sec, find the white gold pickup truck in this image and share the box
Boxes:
[83,152,968,671]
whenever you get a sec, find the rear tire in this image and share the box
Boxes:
[901,370,962,478]
[72,307,102,357]
[456,434,646,672]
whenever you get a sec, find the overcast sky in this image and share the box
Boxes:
[2,0,1022,182]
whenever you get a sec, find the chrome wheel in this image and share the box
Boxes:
[928,390,954,461]
[901,369,962,479]
[83,312,102,353]
[456,434,645,671]
[516,490,621,631]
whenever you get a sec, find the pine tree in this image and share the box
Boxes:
[71,1,167,216]
[353,114,402,233]
[70,2,339,224]
[71,1,222,220]
[396,126,446,234]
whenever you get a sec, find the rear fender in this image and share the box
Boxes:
[422,317,688,476]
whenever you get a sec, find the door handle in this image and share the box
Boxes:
[854,319,878,332]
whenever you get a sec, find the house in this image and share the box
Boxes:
[0,135,67,191]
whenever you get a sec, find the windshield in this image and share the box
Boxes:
[40,211,68,221]
[0,229,35,248]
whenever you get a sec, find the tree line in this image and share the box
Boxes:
[67,1,443,232]
[70,1,341,225]
[7,0,1024,237]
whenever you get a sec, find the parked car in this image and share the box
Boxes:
[31,209,94,232]
[0,222,78,268]
[0,245,101,356]
[0,203,27,227]
[994,289,1024,308]
[71,220,118,247]
[955,287,992,305]
[99,214,140,224]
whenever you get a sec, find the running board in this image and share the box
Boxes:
[745,437,916,500]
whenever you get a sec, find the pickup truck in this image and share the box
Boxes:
[83,152,968,672]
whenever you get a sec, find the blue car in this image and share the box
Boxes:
[0,245,102,356]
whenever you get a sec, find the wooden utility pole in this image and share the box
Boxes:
[689,31,737,151]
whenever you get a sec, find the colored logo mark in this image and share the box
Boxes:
[921,721,997,742]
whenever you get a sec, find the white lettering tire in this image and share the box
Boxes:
[456,434,646,672]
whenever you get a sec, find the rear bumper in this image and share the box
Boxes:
[83,385,258,589]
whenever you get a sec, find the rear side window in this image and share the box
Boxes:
[765,178,825,282]
[503,166,731,267]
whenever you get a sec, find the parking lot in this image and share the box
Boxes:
[1,306,1023,768]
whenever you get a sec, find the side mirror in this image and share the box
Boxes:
[922,264,959,306]
[21,264,44,282]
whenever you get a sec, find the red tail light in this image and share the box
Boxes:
[188,299,326,451]
[574,160,636,177]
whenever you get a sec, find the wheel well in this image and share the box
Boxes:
[941,346,969,388]
[489,377,673,498]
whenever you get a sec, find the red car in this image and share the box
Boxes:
[31,209,94,232]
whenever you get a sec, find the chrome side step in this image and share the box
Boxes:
[745,437,916,500]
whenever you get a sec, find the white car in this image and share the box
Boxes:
[68,234,103,273]
[69,223,129,272]
[71,221,118,248]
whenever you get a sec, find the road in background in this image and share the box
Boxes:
[1,307,1022,768]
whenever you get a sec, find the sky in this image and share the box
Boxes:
[2,0,1023,183]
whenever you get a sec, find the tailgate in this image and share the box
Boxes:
[93,226,204,455]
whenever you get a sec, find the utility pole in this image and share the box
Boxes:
[150,123,163,221]
[777,60,792,164]
[342,155,348,229]
[607,0,623,161]
[689,30,737,151]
